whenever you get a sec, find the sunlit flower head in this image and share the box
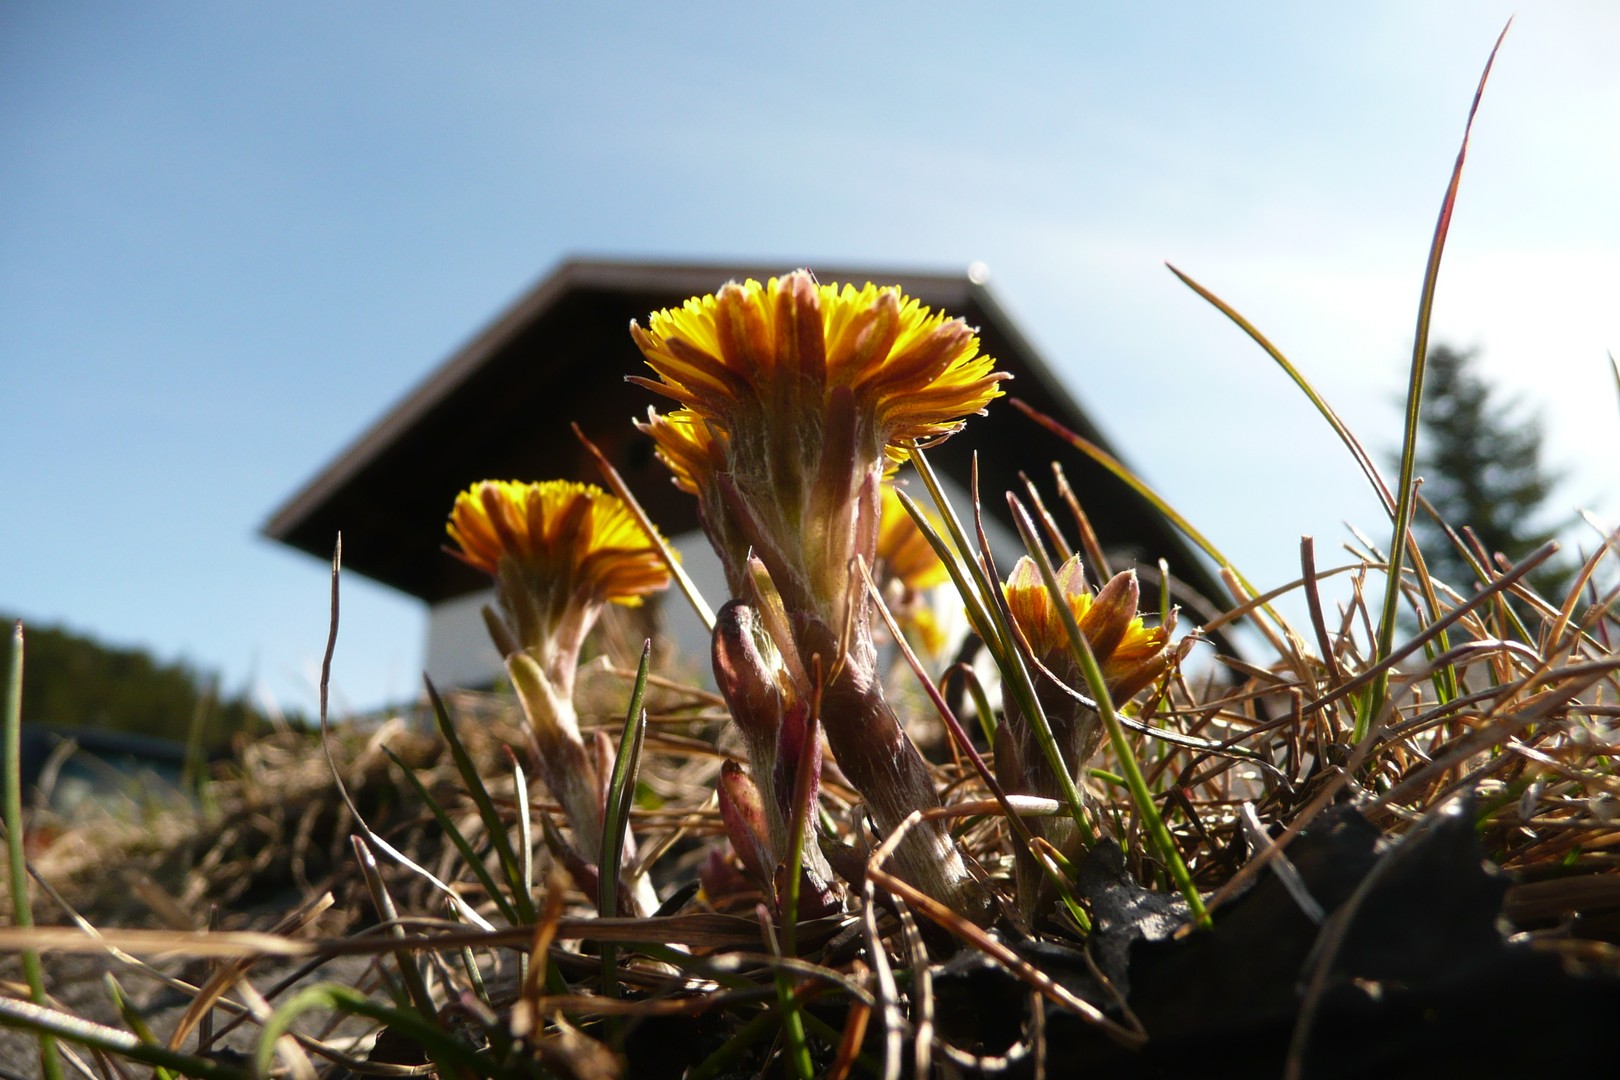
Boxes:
[633,408,726,497]
[447,479,671,606]
[1003,555,1172,703]
[630,272,1004,623]
[630,271,1006,464]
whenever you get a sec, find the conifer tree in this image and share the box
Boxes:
[1409,344,1568,599]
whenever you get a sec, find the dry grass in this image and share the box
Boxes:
[2,502,1616,1078]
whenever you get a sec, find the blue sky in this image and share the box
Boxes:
[3,3,1616,717]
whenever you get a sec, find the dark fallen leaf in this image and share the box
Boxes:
[938,801,1620,1077]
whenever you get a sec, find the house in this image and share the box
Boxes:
[262,258,1223,690]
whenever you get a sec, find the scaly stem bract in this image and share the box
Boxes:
[774,702,820,1080]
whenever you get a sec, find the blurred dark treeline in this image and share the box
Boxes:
[3,615,286,749]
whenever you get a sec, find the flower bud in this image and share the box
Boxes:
[711,600,785,745]
[717,760,774,895]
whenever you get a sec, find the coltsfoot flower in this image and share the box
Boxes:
[1002,555,1173,705]
[630,273,1005,460]
[630,273,1005,920]
[447,479,670,611]
[445,479,669,915]
[446,479,671,695]
[1000,553,1175,915]
[632,271,1006,620]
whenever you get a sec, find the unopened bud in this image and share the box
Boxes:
[1081,569,1140,664]
[712,600,785,742]
[717,759,775,895]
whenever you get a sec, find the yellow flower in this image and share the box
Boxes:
[446,480,670,607]
[629,272,1003,918]
[630,272,1005,622]
[1002,555,1172,703]
[447,480,667,915]
[633,408,725,497]
[630,271,1006,463]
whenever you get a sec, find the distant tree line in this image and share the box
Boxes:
[3,616,276,748]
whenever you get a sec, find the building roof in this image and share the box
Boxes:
[263,257,1221,607]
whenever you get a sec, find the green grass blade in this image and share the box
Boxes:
[1008,399,1258,613]
[4,623,64,1080]
[1029,837,1094,936]
[425,676,537,923]
[103,975,177,1080]
[952,663,999,746]
[1164,265,1459,704]
[1361,22,1509,743]
[505,750,539,994]
[459,941,491,1007]
[381,744,516,926]
[896,455,1000,666]
[1165,264,1396,515]
[180,675,214,797]
[255,983,485,1078]
[599,640,652,995]
[351,835,437,1019]
[321,546,519,928]
[510,750,535,915]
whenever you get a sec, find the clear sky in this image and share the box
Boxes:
[3,3,1616,717]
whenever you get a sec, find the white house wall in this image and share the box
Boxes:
[423,587,503,690]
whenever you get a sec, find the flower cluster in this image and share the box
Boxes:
[438,271,1180,927]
